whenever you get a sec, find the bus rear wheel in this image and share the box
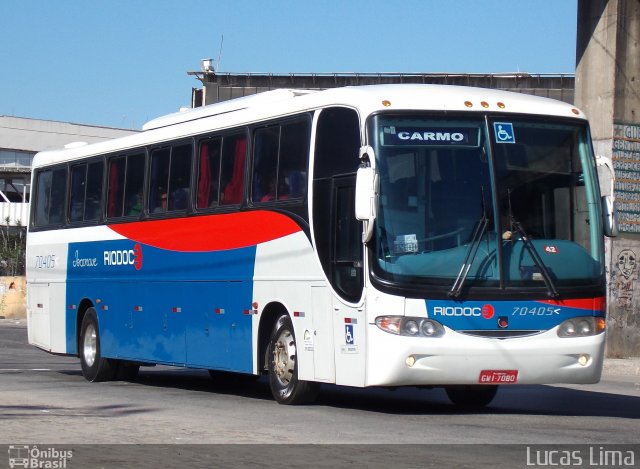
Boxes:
[79,308,117,382]
[445,385,498,409]
[267,314,320,405]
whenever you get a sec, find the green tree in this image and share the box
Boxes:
[0,217,26,276]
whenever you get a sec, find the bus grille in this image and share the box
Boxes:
[458,330,543,338]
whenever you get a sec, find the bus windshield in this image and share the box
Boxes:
[369,114,604,292]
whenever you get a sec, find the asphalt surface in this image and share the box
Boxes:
[1,318,639,468]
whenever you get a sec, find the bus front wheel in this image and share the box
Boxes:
[79,308,117,382]
[445,385,498,409]
[267,314,320,405]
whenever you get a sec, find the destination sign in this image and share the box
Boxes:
[382,126,480,147]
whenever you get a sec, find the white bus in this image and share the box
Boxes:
[27,85,615,407]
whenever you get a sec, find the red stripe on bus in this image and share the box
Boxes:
[536,297,605,311]
[108,210,301,252]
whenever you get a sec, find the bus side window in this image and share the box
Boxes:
[47,168,67,225]
[34,170,53,226]
[279,119,309,200]
[196,137,222,209]
[69,164,87,223]
[167,144,192,211]
[253,126,280,202]
[124,154,145,216]
[107,153,144,218]
[251,118,309,203]
[84,160,104,221]
[70,160,105,223]
[107,157,126,218]
[34,167,68,227]
[149,148,170,214]
[220,134,246,206]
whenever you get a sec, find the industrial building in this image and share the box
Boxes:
[0,116,136,226]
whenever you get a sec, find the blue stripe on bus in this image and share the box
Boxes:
[65,240,255,372]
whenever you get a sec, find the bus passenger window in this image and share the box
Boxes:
[84,161,103,221]
[149,148,170,213]
[108,153,144,218]
[196,138,222,209]
[69,161,104,223]
[253,126,279,202]
[69,164,87,222]
[220,134,246,205]
[124,154,145,216]
[48,168,67,225]
[107,157,125,218]
[34,171,52,226]
[167,144,192,211]
[279,120,309,199]
[251,118,309,203]
[34,167,68,227]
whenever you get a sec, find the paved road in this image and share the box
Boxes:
[0,319,638,468]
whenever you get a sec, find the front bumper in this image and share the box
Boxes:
[366,324,605,387]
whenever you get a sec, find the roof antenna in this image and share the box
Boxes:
[216,34,224,72]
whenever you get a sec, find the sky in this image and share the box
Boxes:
[0,0,578,130]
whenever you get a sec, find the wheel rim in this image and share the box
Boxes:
[272,328,296,387]
[83,323,97,367]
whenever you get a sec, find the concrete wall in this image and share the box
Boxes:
[576,0,640,357]
[0,276,25,319]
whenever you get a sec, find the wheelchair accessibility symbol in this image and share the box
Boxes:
[493,122,516,144]
[345,325,354,344]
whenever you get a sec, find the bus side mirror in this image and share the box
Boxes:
[355,166,377,243]
[602,195,618,237]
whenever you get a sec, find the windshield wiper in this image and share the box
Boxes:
[449,188,489,298]
[506,189,559,299]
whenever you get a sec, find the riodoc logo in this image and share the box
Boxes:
[103,243,143,270]
[432,304,495,318]
[482,304,495,319]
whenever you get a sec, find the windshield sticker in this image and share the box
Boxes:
[393,234,418,254]
[494,122,516,144]
[382,127,480,147]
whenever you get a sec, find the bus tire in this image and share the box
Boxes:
[79,308,117,382]
[267,314,320,405]
[445,385,498,409]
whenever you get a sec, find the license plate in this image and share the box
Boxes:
[479,370,518,384]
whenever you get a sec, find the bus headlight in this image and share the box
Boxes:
[376,316,444,338]
[557,316,605,338]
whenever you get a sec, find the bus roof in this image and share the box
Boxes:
[32,84,587,168]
